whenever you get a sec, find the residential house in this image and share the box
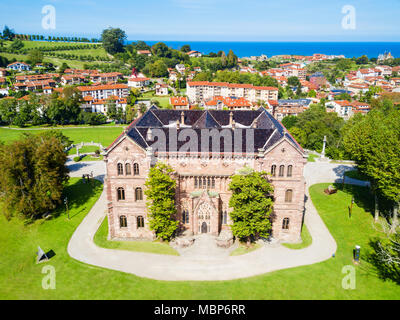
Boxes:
[7,62,31,71]
[187,50,202,58]
[77,84,130,100]
[155,83,169,96]
[169,96,190,109]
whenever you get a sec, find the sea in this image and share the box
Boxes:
[128,41,400,59]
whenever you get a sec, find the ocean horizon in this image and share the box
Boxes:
[127,41,400,59]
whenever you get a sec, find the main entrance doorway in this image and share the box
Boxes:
[201,222,208,233]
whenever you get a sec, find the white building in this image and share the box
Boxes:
[186,81,278,104]
[7,62,31,71]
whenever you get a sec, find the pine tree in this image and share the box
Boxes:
[228,168,274,245]
[144,162,179,241]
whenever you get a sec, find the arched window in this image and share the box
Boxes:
[117,187,125,201]
[133,163,139,175]
[135,187,143,201]
[279,165,285,177]
[119,215,127,228]
[287,165,293,177]
[198,177,202,189]
[203,177,207,189]
[125,163,131,175]
[117,163,123,175]
[222,211,228,225]
[137,216,144,228]
[271,165,276,177]
[182,210,189,224]
[285,189,293,203]
[282,217,290,230]
[194,177,198,189]
[211,177,215,189]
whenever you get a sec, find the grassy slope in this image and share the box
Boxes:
[0,126,124,147]
[1,40,108,68]
[94,216,179,256]
[0,182,399,299]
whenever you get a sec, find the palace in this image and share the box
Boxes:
[104,106,306,243]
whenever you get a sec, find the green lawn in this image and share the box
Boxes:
[94,216,179,256]
[68,145,101,155]
[281,224,312,250]
[307,154,319,162]
[79,155,104,162]
[230,243,262,256]
[0,182,399,299]
[0,126,124,147]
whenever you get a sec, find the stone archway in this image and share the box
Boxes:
[197,202,213,234]
[201,222,208,233]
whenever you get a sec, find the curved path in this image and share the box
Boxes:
[67,161,366,281]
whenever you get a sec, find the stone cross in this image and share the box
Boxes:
[321,136,327,158]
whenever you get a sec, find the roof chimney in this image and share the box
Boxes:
[181,111,185,125]
[146,128,153,141]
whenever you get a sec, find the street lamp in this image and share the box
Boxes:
[64,197,69,220]
[349,197,355,218]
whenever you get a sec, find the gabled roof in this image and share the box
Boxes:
[106,106,304,155]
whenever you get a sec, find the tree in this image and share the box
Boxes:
[281,115,298,130]
[152,42,170,57]
[144,162,179,241]
[287,76,301,88]
[10,38,24,51]
[28,49,43,66]
[228,168,274,245]
[148,60,168,78]
[2,25,15,40]
[180,44,191,53]
[0,132,69,219]
[226,49,238,68]
[101,27,127,55]
[356,55,369,65]
[343,99,400,230]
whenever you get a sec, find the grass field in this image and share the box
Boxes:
[94,216,179,256]
[0,126,124,147]
[230,243,262,256]
[1,181,399,299]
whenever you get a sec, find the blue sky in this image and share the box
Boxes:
[1,0,399,41]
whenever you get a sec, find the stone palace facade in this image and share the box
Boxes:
[104,106,307,243]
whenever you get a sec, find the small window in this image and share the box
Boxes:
[222,211,227,225]
[211,177,215,189]
[117,163,123,175]
[271,165,276,177]
[279,165,285,177]
[182,210,189,224]
[203,177,207,189]
[117,187,125,201]
[282,217,290,230]
[125,163,132,175]
[285,189,293,203]
[199,177,202,189]
[135,187,143,201]
[194,177,198,189]
[137,216,144,228]
[119,215,127,228]
[287,165,293,177]
[133,163,139,175]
